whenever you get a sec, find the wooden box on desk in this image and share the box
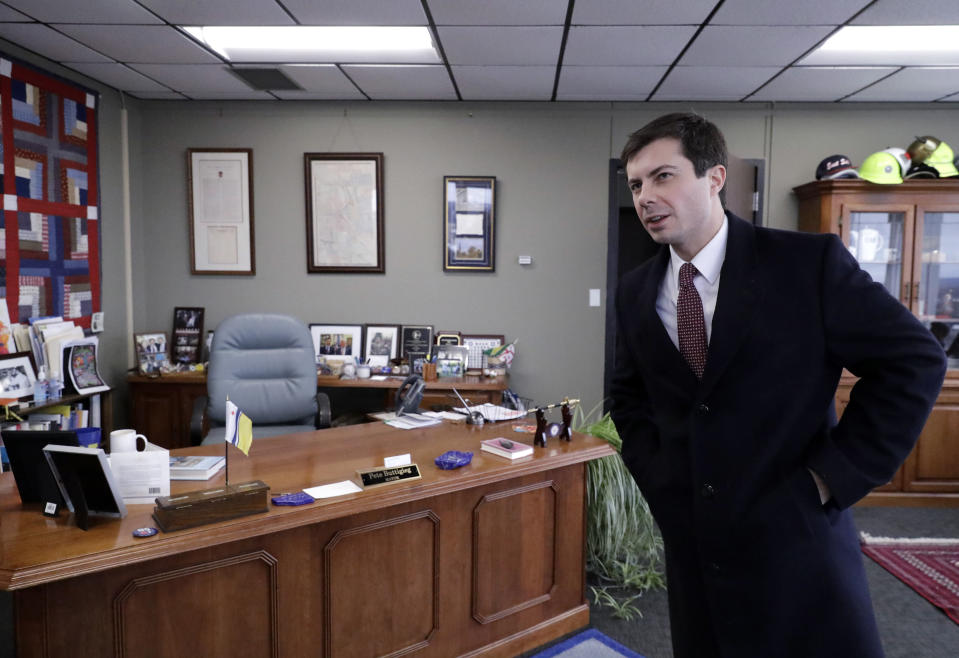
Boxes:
[152,480,270,532]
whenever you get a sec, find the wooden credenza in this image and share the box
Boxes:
[795,179,959,505]
[2,421,614,657]
[128,372,509,449]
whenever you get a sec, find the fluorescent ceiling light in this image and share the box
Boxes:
[183,26,440,64]
[803,26,959,66]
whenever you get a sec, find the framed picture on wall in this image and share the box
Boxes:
[444,176,495,272]
[363,324,399,369]
[309,324,363,364]
[172,307,204,366]
[187,148,255,275]
[305,153,385,274]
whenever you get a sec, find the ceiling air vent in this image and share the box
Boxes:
[230,67,302,91]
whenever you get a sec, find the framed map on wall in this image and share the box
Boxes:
[0,52,101,328]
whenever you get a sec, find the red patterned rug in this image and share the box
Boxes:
[860,533,959,624]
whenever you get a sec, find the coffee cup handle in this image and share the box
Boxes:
[135,434,148,451]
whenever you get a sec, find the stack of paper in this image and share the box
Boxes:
[385,413,442,430]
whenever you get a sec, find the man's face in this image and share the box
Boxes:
[625,137,725,261]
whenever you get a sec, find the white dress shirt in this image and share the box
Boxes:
[656,216,728,350]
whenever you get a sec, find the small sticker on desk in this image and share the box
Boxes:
[133,527,159,538]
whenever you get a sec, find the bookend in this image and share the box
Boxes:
[534,401,574,447]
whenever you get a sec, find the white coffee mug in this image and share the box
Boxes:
[858,228,884,262]
[110,429,147,453]
[356,364,371,379]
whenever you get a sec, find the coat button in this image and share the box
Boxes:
[709,562,721,573]
[701,484,716,498]
[697,403,709,414]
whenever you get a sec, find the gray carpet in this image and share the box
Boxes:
[527,506,959,658]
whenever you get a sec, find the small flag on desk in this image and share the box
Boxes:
[224,399,253,456]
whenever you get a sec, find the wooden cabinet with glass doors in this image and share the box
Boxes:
[795,179,959,505]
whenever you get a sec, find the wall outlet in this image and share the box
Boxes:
[91,312,104,332]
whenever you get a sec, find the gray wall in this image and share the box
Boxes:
[132,99,959,415]
[5,36,959,421]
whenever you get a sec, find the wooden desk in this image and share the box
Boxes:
[2,421,614,657]
[128,372,509,449]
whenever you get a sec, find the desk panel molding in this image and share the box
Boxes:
[473,480,558,624]
[325,510,440,658]
[113,550,279,658]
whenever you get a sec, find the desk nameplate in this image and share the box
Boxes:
[357,464,422,488]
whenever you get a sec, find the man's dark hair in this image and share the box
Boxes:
[621,112,728,204]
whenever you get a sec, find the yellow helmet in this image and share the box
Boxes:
[858,151,903,184]
[926,141,959,178]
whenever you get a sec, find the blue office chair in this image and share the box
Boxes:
[191,313,331,445]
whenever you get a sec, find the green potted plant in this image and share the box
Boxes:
[577,405,665,619]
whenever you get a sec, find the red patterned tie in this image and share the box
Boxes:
[677,262,707,379]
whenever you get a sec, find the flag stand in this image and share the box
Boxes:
[150,396,269,532]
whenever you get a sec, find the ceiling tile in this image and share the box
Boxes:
[680,26,832,66]
[652,66,781,101]
[2,0,162,24]
[556,66,667,100]
[127,64,254,92]
[55,25,220,64]
[438,26,562,66]
[0,5,32,21]
[451,66,556,100]
[564,26,697,66]
[844,68,959,102]
[0,24,112,63]
[852,1,959,25]
[429,0,567,26]
[62,62,169,92]
[282,0,426,26]
[710,0,871,26]
[341,65,456,99]
[749,66,897,101]
[276,65,365,99]
[136,0,295,26]
[572,0,716,25]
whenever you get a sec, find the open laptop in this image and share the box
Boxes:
[3,430,80,506]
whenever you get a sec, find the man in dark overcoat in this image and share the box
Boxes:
[610,113,946,657]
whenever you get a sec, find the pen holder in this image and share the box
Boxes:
[422,362,437,381]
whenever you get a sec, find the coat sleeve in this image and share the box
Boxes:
[609,278,661,477]
[808,234,947,508]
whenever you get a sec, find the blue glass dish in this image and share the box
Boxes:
[435,450,473,470]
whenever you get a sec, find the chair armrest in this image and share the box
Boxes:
[316,392,332,429]
[190,395,209,446]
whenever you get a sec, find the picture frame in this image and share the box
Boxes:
[305,153,385,273]
[134,332,169,375]
[444,176,495,272]
[310,324,363,364]
[187,148,255,275]
[462,334,505,372]
[436,344,469,378]
[435,331,462,346]
[400,325,434,372]
[363,324,399,369]
[0,351,37,399]
[172,307,205,366]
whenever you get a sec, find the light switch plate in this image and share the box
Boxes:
[589,289,601,307]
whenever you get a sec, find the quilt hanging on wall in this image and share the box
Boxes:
[0,52,100,329]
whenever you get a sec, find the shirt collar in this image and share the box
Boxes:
[669,215,728,285]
